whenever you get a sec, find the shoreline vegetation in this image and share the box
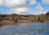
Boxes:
[0,12,49,26]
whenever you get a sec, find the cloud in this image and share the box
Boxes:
[29,0,36,4]
[11,7,28,14]
[35,3,47,15]
[0,0,26,7]
[0,0,48,15]
[7,0,48,15]
[9,7,33,15]
[0,0,3,5]
[42,0,49,4]
[28,0,47,15]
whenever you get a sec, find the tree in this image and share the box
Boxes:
[46,12,49,15]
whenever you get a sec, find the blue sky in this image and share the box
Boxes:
[0,0,49,15]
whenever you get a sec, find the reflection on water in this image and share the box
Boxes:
[0,22,49,35]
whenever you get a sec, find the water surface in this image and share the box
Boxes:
[0,22,49,35]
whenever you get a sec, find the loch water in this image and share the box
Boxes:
[0,22,49,35]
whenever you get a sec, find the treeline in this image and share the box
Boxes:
[38,12,49,22]
[0,12,49,26]
[0,14,38,22]
[0,12,49,23]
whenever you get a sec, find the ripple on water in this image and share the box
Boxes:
[0,22,49,35]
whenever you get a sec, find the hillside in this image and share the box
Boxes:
[0,12,49,26]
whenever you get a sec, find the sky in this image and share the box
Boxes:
[0,0,49,15]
